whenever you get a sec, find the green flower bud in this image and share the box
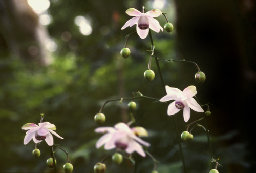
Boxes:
[63,163,73,173]
[32,148,40,157]
[112,153,123,164]
[144,70,155,81]
[94,162,106,173]
[94,113,106,124]
[209,169,219,173]
[164,22,174,33]
[181,131,193,141]
[205,110,211,116]
[152,170,159,173]
[195,71,206,83]
[120,48,131,58]
[46,158,57,168]
[128,101,136,111]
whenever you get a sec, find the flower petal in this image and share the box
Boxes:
[121,16,139,30]
[45,134,54,146]
[96,134,112,148]
[33,136,42,143]
[160,95,175,102]
[44,122,56,130]
[183,85,197,98]
[148,17,163,32]
[49,129,63,139]
[136,25,149,39]
[186,98,204,112]
[22,123,38,130]
[165,85,183,99]
[146,9,162,17]
[95,127,115,133]
[132,135,150,147]
[183,106,190,122]
[24,131,35,145]
[37,128,49,136]
[125,8,142,16]
[126,141,146,157]
[167,102,180,115]
[114,123,131,132]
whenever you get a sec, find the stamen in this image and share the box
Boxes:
[115,141,128,150]
[175,101,185,109]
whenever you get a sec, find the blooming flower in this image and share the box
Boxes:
[95,122,150,157]
[160,85,204,122]
[121,8,163,39]
[22,122,63,146]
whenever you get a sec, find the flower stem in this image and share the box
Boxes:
[50,146,57,172]
[162,13,169,23]
[158,58,201,72]
[54,144,70,163]
[123,32,136,48]
[145,150,159,170]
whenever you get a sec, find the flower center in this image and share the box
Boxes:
[138,16,149,30]
[175,101,185,109]
[35,134,46,140]
[115,141,128,150]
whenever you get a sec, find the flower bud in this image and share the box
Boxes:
[144,70,155,81]
[195,71,206,83]
[205,110,211,116]
[46,158,57,168]
[32,148,40,157]
[94,162,106,173]
[94,113,106,124]
[63,163,73,173]
[164,22,174,33]
[152,170,159,173]
[128,101,136,111]
[120,48,131,58]
[209,169,219,173]
[181,131,193,141]
[132,127,148,137]
[112,153,123,164]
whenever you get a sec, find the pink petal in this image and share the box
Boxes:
[49,129,63,139]
[121,16,139,30]
[24,131,35,145]
[45,134,54,146]
[44,122,56,130]
[159,95,174,102]
[95,127,115,133]
[125,8,142,16]
[126,141,146,157]
[165,86,183,98]
[114,123,131,133]
[136,25,149,39]
[183,85,197,98]
[186,98,204,112]
[183,106,190,122]
[96,134,112,148]
[167,102,180,115]
[148,17,163,32]
[133,135,150,147]
[22,123,38,130]
[37,128,49,136]
[146,9,162,17]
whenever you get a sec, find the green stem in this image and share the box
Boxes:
[50,146,57,172]
[158,58,201,72]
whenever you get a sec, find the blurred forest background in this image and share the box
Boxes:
[0,0,256,172]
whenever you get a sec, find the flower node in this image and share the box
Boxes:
[175,101,185,109]
[115,141,128,150]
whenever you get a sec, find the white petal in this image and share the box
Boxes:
[165,85,183,98]
[44,122,56,130]
[49,129,63,139]
[187,98,204,112]
[21,123,38,130]
[45,134,54,146]
[104,135,116,150]
[96,134,110,148]
[24,131,35,145]
[95,127,115,133]
[183,85,197,98]
[160,95,174,102]
[183,106,190,122]
[126,141,146,157]
[121,16,139,30]
[114,123,131,132]
[125,8,142,16]
[146,9,162,17]
[136,25,149,39]
[132,135,150,147]
[148,17,163,32]
[37,128,49,136]
[167,102,180,115]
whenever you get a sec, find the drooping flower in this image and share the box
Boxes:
[121,8,163,39]
[95,122,150,157]
[160,85,204,122]
[22,122,63,146]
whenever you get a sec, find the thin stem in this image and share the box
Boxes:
[50,146,57,172]
[99,95,159,113]
[123,32,136,48]
[186,116,205,132]
[158,58,201,72]
[54,144,70,163]
[40,113,45,123]
[146,150,159,170]
[162,13,169,23]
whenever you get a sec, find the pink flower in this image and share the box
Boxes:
[22,122,63,146]
[121,8,163,39]
[160,85,204,122]
[95,123,150,157]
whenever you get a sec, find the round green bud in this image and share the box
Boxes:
[144,70,155,81]
[205,110,211,116]
[94,162,106,173]
[63,163,73,173]
[181,131,192,141]
[195,71,206,83]
[46,158,57,168]
[187,133,194,140]
[32,148,40,157]
[112,153,123,164]
[94,113,106,124]
[128,101,136,111]
[152,170,159,173]
[209,169,219,173]
[164,22,174,33]
[120,48,131,58]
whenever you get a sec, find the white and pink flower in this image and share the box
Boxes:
[160,85,204,122]
[22,122,63,146]
[95,122,150,157]
[121,8,163,39]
